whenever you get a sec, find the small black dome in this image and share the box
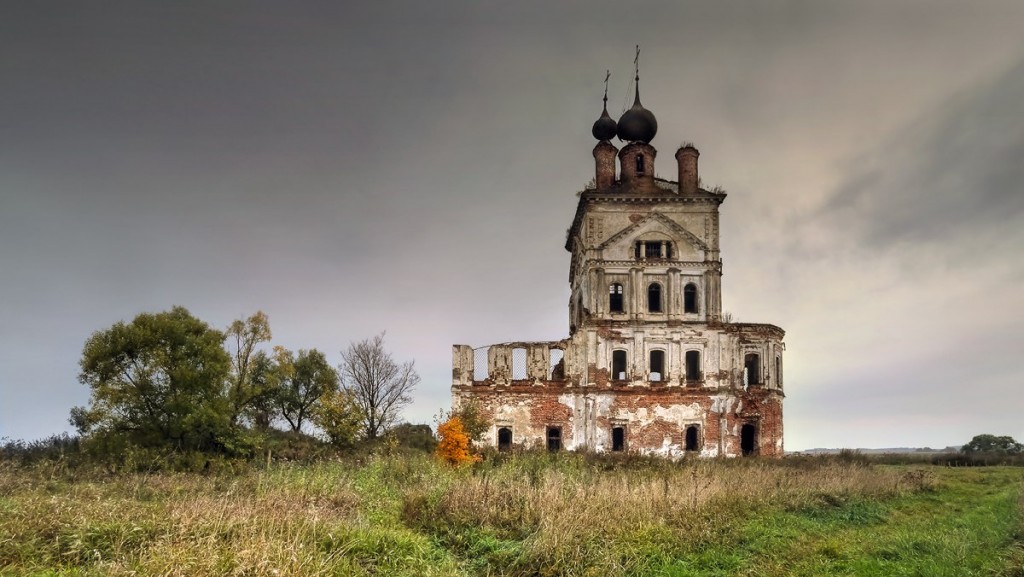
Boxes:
[616,84,657,143]
[592,106,617,141]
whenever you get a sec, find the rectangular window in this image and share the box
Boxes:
[612,426,625,451]
[649,350,665,381]
[609,283,624,313]
[744,353,760,387]
[547,427,562,452]
[685,350,701,383]
[612,350,627,381]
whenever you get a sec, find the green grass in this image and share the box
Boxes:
[0,454,1020,576]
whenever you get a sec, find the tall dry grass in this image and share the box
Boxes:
[0,453,936,576]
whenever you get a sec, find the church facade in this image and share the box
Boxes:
[451,77,786,458]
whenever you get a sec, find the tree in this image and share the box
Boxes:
[961,434,1023,455]
[390,423,437,452]
[340,333,420,439]
[224,311,274,426]
[436,416,477,466]
[273,347,338,433]
[71,306,232,451]
[449,399,489,443]
[312,388,362,448]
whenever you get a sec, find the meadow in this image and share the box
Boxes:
[0,451,1021,576]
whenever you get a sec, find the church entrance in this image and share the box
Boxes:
[741,423,757,456]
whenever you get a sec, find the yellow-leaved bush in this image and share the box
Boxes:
[435,416,479,466]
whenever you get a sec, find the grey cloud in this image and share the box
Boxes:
[818,58,1024,249]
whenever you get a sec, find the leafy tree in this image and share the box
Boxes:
[340,333,420,439]
[390,423,437,452]
[449,399,489,443]
[273,347,338,433]
[312,388,362,448]
[71,306,232,451]
[225,311,274,426]
[436,416,477,466]
[961,434,1023,455]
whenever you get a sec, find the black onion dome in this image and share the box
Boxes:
[616,84,657,143]
[592,105,617,141]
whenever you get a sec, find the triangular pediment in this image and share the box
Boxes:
[598,212,709,260]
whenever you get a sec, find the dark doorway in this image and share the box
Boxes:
[497,427,512,451]
[547,427,562,452]
[611,426,625,452]
[685,425,700,451]
[741,424,757,456]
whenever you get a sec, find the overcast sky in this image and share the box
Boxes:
[2,1,1022,450]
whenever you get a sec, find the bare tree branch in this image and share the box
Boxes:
[339,333,419,439]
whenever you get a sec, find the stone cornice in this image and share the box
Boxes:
[586,260,722,271]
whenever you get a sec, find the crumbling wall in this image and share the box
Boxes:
[453,384,783,458]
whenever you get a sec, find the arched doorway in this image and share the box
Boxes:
[497,427,512,451]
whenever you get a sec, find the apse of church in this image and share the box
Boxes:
[451,65,786,458]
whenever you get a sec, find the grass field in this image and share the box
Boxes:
[0,452,1021,576]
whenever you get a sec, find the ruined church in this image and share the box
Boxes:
[451,71,786,457]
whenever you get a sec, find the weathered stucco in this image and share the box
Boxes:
[452,102,786,458]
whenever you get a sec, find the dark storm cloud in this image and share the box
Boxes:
[819,58,1024,250]
[3,1,1024,448]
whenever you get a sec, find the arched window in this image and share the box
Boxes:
[647,283,662,313]
[776,356,783,388]
[609,283,624,313]
[497,427,512,451]
[685,425,700,451]
[612,350,627,381]
[685,350,701,383]
[744,353,760,387]
[649,349,665,382]
[684,283,698,314]
[635,154,645,174]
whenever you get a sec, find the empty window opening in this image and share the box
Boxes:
[511,347,527,380]
[547,427,562,452]
[648,283,662,313]
[665,242,673,259]
[685,350,701,383]
[634,242,641,260]
[612,426,625,452]
[644,241,662,259]
[776,356,783,388]
[649,349,665,382]
[612,350,627,381]
[549,348,565,380]
[744,353,761,387]
[473,347,489,381]
[609,283,624,313]
[684,283,698,313]
[497,427,512,451]
[741,424,758,456]
[685,425,700,451]
[635,154,645,174]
